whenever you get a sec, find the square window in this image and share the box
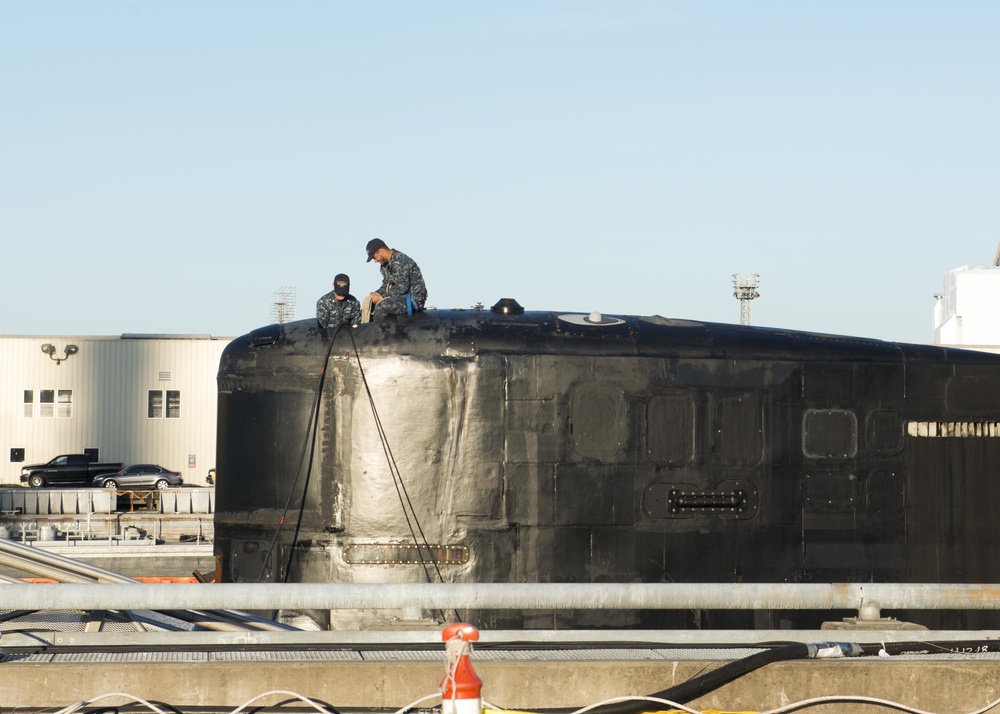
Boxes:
[148,390,181,419]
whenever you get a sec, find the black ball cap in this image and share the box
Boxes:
[333,273,350,295]
[366,238,387,262]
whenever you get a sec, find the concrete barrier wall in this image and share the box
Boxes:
[0,488,116,514]
[2,655,1000,712]
[158,489,214,514]
[0,488,213,516]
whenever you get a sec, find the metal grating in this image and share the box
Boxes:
[4,645,1000,667]
[211,650,362,661]
[345,543,470,565]
[54,650,208,663]
[361,649,442,661]
[2,653,54,663]
[360,647,767,662]
[0,610,141,634]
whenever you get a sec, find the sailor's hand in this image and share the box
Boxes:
[369,292,383,304]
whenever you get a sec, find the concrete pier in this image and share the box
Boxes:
[2,530,999,712]
[3,629,1000,712]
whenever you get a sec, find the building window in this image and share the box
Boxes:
[148,390,162,418]
[148,389,181,419]
[57,390,73,418]
[167,389,181,418]
[40,390,54,418]
[33,389,73,419]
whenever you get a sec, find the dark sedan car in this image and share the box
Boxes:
[92,465,183,490]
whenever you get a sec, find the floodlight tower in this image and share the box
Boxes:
[270,287,297,324]
[732,273,760,326]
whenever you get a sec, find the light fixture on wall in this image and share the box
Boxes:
[41,343,79,366]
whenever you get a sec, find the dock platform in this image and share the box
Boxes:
[2,490,1000,713]
[0,486,215,578]
[3,628,1000,712]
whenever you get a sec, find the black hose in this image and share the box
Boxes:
[538,637,1000,714]
[647,642,813,706]
[537,643,814,714]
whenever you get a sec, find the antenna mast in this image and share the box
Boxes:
[732,273,760,326]
[269,286,297,324]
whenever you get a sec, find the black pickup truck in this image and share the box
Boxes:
[19,454,124,488]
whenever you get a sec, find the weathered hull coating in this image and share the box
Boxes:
[215,309,1000,629]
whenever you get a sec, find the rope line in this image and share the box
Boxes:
[442,631,473,703]
[346,328,452,590]
[256,323,343,585]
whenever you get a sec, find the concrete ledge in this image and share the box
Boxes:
[4,646,1000,711]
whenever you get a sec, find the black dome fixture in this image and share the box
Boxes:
[491,298,524,315]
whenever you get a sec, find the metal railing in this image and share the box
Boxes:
[2,581,1000,620]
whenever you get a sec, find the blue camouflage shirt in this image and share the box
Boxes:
[377,250,428,306]
[316,292,362,328]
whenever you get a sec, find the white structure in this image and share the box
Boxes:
[732,273,761,326]
[933,265,1000,354]
[270,286,297,324]
[0,334,231,485]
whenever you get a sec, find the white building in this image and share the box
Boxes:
[0,334,231,486]
[933,264,1000,355]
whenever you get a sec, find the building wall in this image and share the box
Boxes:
[933,265,1000,355]
[0,335,231,486]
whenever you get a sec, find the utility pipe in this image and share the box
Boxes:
[0,539,293,631]
[1,582,999,616]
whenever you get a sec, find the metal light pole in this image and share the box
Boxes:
[732,273,760,326]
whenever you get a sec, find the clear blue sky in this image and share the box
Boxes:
[3,1,998,343]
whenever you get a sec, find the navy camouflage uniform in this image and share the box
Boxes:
[373,250,427,321]
[316,291,361,328]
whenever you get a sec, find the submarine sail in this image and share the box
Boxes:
[215,304,1000,630]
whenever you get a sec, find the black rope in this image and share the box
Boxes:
[245,697,341,714]
[256,322,459,622]
[345,328,451,588]
[257,324,343,584]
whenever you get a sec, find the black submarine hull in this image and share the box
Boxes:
[215,307,1000,629]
